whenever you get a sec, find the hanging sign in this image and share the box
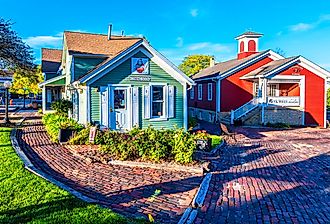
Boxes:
[129,75,151,82]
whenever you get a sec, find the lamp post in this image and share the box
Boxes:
[23,87,27,109]
[3,81,12,124]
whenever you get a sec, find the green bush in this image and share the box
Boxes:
[209,135,223,148]
[97,126,199,165]
[68,125,91,145]
[42,113,83,142]
[51,99,73,115]
[188,116,198,130]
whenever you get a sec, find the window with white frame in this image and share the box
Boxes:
[151,85,164,117]
[253,82,259,97]
[208,83,213,101]
[190,87,195,99]
[267,84,279,97]
[198,84,203,100]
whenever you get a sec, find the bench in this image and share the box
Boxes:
[219,123,237,142]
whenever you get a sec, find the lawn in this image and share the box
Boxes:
[0,127,143,224]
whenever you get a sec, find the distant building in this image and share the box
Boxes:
[189,31,330,128]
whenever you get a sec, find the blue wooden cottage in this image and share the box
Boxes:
[39,30,194,130]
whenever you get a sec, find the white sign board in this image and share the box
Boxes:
[267,96,300,107]
[131,58,149,74]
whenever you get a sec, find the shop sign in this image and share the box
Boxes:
[268,96,300,106]
[129,75,151,82]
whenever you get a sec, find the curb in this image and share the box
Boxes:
[178,173,212,224]
[10,119,98,204]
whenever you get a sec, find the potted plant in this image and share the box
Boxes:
[194,130,212,151]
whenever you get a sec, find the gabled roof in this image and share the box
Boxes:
[64,31,142,56]
[41,48,62,73]
[241,57,298,79]
[191,51,267,80]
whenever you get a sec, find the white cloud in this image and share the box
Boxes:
[290,23,313,32]
[176,37,184,47]
[190,9,198,17]
[289,14,330,32]
[24,33,63,48]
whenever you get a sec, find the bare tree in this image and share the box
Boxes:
[0,18,34,74]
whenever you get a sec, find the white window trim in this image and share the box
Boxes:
[208,83,213,101]
[190,87,195,99]
[149,83,168,121]
[198,84,203,100]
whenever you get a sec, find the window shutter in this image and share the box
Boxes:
[143,85,151,119]
[132,87,139,127]
[167,85,175,118]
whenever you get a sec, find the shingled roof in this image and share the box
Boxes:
[191,51,266,80]
[241,56,299,79]
[64,31,142,56]
[41,48,62,73]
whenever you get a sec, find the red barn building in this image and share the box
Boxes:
[189,31,330,128]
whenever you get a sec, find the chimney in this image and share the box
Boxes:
[209,56,215,67]
[107,24,112,40]
[121,30,125,36]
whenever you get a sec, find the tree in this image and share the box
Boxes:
[179,55,213,76]
[0,18,34,74]
[10,66,43,95]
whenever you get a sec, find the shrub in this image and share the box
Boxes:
[209,135,223,148]
[68,125,91,145]
[51,99,73,115]
[265,122,290,129]
[42,113,83,142]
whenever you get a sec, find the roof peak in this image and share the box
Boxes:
[235,31,263,39]
[63,30,143,40]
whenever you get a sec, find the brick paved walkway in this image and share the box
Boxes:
[17,118,202,223]
[196,127,330,224]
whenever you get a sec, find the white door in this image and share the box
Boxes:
[100,86,109,127]
[113,87,130,131]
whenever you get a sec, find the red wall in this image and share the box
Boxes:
[221,57,273,112]
[188,81,216,111]
[279,83,300,96]
[278,66,325,127]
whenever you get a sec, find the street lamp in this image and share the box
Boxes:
[3,81,12,124]
[23,87,27,109]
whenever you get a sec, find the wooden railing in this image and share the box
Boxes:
[230,98,259,124]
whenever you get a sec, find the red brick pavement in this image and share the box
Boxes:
[196,127,330,224]
[17,118,203,223]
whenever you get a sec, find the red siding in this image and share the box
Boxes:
[221,57,274,112]
[188,81,216,111]
[279,83,300,96]
[278,66,325,127]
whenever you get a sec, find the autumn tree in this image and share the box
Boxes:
[179,55,213,76]
[0,18,34,74]
[10,66,43,96]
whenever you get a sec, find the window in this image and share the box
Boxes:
[207,83,213,101]
[151,85,164,117]
[248,40,256,52]
[198,84,203,100]
[253,82,259,97]
[190,87,195,99]
[240,41,245,52]
[267,84,279,97]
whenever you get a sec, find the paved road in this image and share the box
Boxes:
[17,117,202,223]
[195,127,330,224]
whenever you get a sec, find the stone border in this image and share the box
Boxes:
[10,119,98,204]
[66,145,203,174]
[177,173,213,224]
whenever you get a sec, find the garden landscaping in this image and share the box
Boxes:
[0,126,143,224]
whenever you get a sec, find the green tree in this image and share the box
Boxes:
[327,88,330,108]
[10,66,43,95]
[179,55,213,76]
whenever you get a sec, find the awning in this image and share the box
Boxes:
[39,75,65,87]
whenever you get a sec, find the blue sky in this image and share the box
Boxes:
[1,0,330,69]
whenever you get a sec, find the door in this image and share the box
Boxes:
[113,87,130,130]
[100,86,109,127]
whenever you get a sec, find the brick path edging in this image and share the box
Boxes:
[178,173,212,224]
[10,121,98,204]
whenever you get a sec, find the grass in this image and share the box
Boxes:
[0,127,145,224]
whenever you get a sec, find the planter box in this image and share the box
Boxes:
[58,129,75,143]
[196,138,212,151]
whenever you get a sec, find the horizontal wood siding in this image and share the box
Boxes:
[90,51,184,129]
[90,87,100,124]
